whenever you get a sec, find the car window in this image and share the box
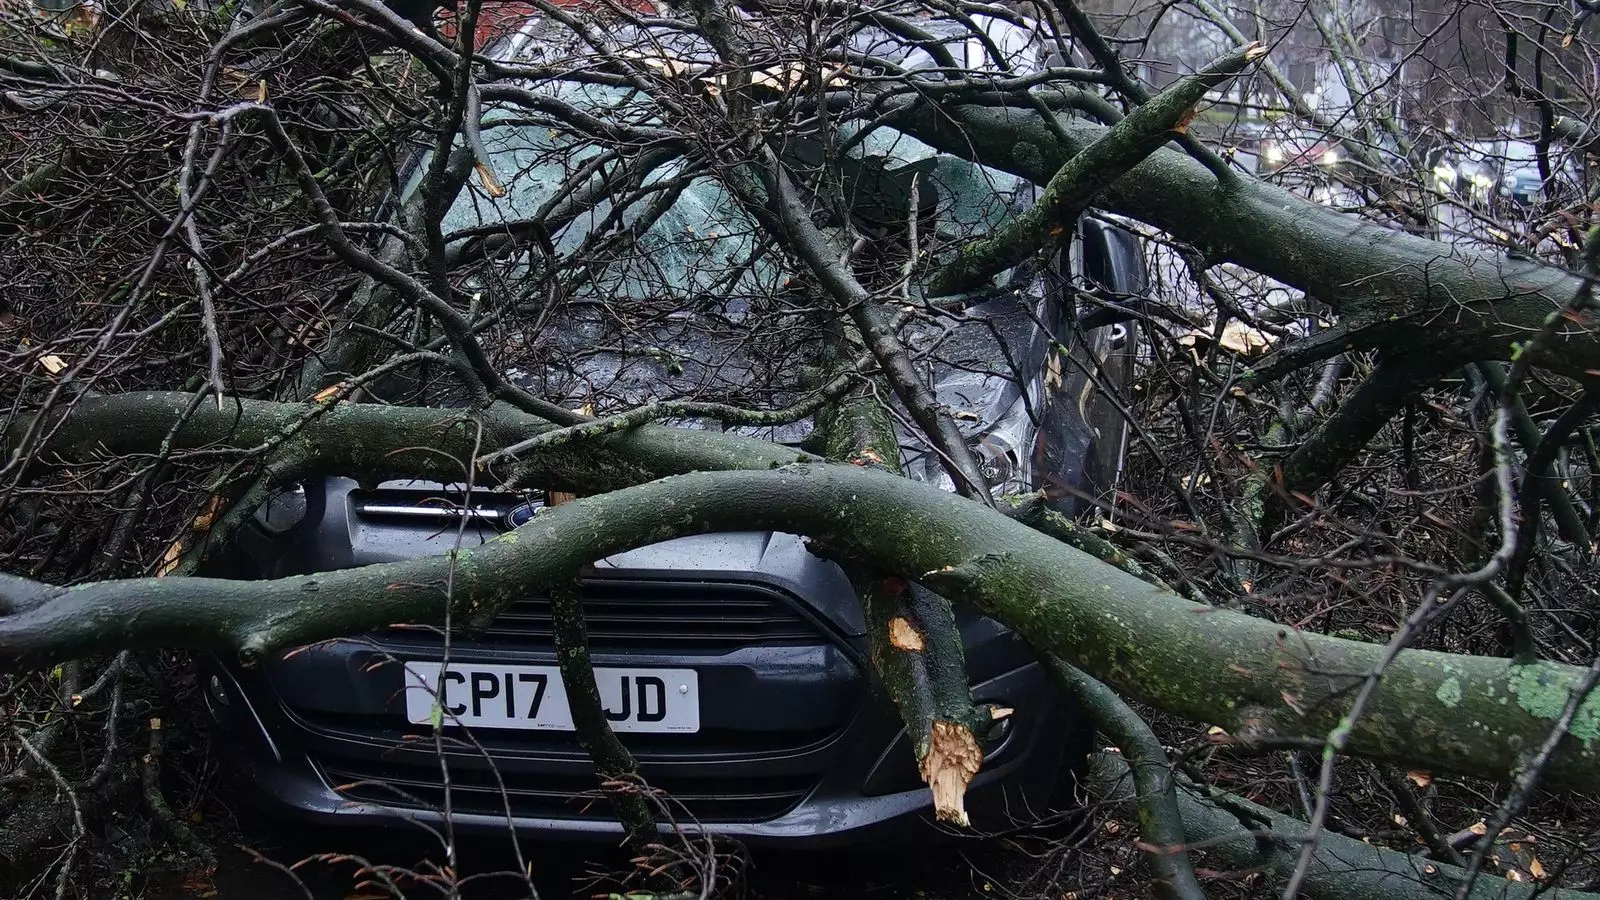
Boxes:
[396,66,1064,464]
[405,80,1031,304]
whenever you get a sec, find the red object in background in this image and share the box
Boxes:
[436,0,656,47]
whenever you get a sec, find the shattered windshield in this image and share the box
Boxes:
[404,80,1049,452]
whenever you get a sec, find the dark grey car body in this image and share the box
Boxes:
[207,496,1080,846]
[205,214,1144,848]
[202,11,1150,848]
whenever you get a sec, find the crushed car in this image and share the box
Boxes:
[201,7,1150,847]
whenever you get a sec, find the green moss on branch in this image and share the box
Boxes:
[5,463,1600,791]
[926,43,1265,297]
[1088,752,1600,900]
[7,392,809,493]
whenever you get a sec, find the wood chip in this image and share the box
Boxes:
[474,161,507,198]
[920,720,983,826]
[311,382,347,403]
[888,616,925,651]
[156,539,186,577]
[192,495,224,531]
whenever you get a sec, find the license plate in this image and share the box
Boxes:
[402,661,699,733]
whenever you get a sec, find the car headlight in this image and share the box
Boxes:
[913,417,1033,499]
[1263,144,1285,165]
[972,432,1026,495]
[1319,148,1341,166]
[1471,172,1494,188]
[1433,163,1456,182]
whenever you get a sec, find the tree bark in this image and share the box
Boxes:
[1088,752,1600,900]
[4,462,1600,791]
[1277,355,1450,499]
[926,43,1265,297]
[885,101,1600,378]
[818,368,995,824]
[549,579,658,849]
[6,392,811,494]
[1051,661,1205,900]
[854,573,999,826]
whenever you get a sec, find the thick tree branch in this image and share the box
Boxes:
[1278,355,1454,500]
[883,101,1600,379]
[1050,660,1205,900]
[818,364,994,824]
[854,573,999,826]
[1087,753,1600,900]
[3,463,1600,791]
[549,579,658,848]
[5,393,811,495]
[926,42,1265,297]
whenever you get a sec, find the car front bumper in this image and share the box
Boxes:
[205,639,1080,849]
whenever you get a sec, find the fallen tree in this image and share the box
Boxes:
[892,99,1595,380]
[3,453,1598,791]
[1088,752,1600,900]
[5,0,1600,894]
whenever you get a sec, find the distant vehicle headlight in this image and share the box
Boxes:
[1264,144,1285,165]
[1319,148,1341,166]
[1433,163,1457,182]
[1470,172,1494,188]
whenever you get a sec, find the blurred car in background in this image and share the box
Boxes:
[1257,128,1345,174]
[1432,138,1582,213]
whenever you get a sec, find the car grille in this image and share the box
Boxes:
[279,577,854,828]
[320,758,815,824]
[471,579,824,651]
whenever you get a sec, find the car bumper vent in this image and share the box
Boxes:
[476,580,823,651]
[320,759,815,824]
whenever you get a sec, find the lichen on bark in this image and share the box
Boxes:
[7,459,1600,790]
